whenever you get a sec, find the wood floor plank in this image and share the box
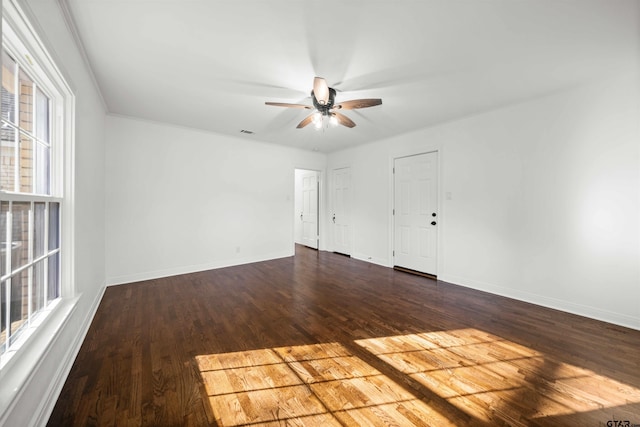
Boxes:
[47,245,640,426]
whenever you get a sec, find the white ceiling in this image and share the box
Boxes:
[62,0,637,153]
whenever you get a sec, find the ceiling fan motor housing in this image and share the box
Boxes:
[312,87,336,115]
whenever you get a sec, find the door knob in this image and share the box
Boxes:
[333,214,336,223]
[432,212,437,217]
[300,212,303,220]
[431,221,437,226]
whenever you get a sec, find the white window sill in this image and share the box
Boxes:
[0,295,79,417]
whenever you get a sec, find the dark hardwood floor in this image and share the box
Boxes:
[47,245,640,426]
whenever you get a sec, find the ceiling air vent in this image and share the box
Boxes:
[240,129,254,134]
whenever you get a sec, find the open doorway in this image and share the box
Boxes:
[294,169,320,249]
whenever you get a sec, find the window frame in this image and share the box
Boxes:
[1,48,54,196]
[0,0,75,372]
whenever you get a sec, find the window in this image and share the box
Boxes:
[0,3,71,364]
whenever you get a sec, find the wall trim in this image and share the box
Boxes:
[32,283,106,426]
[439,273,640,331]
[350,252,390,268]
[55,0,108,111]
[106,251,293,286]
[0,281,105,426]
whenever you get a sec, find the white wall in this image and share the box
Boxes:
[0,1,107,425]
[327,69,640,330]
[0,3,633,426]
[105,116,326,285]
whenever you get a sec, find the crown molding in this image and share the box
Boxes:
[56,0,108,111]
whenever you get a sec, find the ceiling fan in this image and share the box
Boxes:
[265,77,382,129]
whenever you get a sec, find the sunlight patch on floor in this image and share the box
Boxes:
[196,342,457,426]
[355,328,640,424]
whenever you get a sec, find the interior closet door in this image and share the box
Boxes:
[394,152,438,275]
[301,171,319,249]
[332,167,351,255]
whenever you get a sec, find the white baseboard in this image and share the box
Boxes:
[350,252,391,268]
[106,251,293,286]
[439,274,640,331]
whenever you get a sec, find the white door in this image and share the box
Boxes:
[332,167,351,255]
[301,171,319,249]
[394,152,438,275]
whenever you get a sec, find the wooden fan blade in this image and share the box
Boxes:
[265,102,313,109]
[313,77,330,105]
[333,112,356,128]
[334,98,382,110]
[296,114,315,129]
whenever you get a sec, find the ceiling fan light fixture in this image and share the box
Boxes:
[265,76,382,130]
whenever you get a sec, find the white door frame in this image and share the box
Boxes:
[294,168,324,250]
[389,148,443,274]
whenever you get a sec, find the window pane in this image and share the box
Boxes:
[36,88,49,143]
[1,280,6,353]
[9,269,28,345]
[35,142,49,195]
[0,202,7,277]
[34,202,45,258]
[48,202,59,251]
[1,124,17,192]
[18,69,33,134]
[32,260,44,313]
[2,51,16,124]
[47,252,59,302]
[11,202,30,271]
[10,203,31,345]
[19,134,33,193]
